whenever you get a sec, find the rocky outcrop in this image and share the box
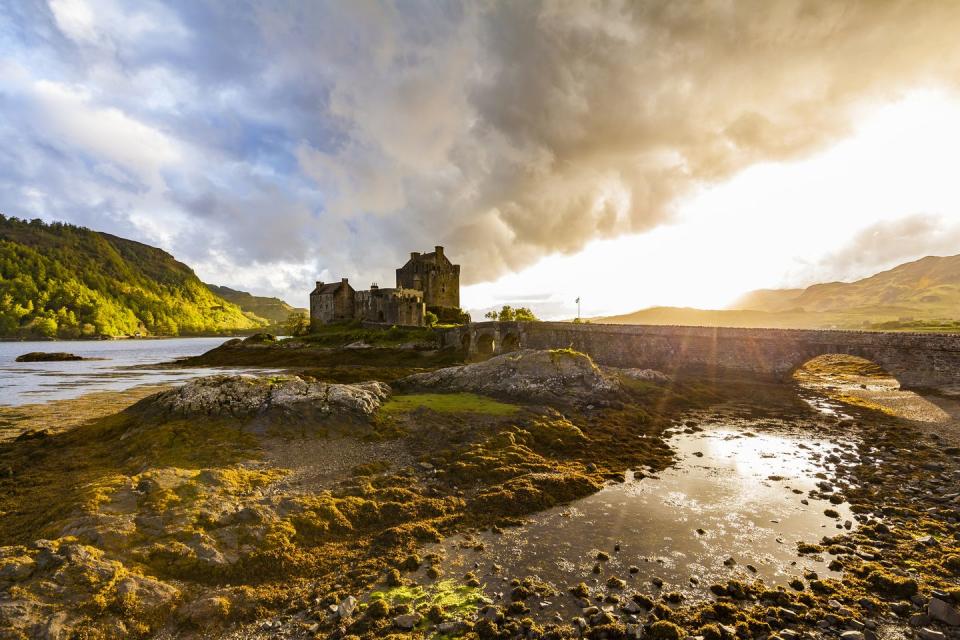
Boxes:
[127,375,390,421]
[399,349,620,404]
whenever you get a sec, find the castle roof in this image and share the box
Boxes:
[399,245,458,270]
[311,279,352,296]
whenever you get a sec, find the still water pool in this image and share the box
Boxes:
[429,421,857,614]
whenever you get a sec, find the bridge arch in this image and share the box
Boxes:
[784,346,908,388]
[792,353,897,386]
[501,332,520,353]
[476,333,496,357]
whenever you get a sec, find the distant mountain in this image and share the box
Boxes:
[205,284,307,325]
[0,215,267,338]
[593,254,960,331]
[734,254,960,318]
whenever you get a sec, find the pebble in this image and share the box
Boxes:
[840,631,864,640]
[393,612,422,629]
[336,596,357,619]
[778,608,800,623]
[919,628,947,640]
[930,597,960,626]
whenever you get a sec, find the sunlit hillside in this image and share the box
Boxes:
[0,216,268,338]
[594,254,960,331]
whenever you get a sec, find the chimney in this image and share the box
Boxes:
[410,251,420,260]
[315,281,324,288]
[435,245,444,259]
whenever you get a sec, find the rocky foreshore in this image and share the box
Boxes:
[1,346,959,640]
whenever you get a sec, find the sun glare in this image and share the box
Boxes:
[463,88,960,319]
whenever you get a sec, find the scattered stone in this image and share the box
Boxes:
[393,612,422,629]
[918,628,946,640]
[929,597,960,626]
[336,595,357,618]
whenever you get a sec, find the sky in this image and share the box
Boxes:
[3,1,960,320]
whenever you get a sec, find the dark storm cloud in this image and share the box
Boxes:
[3,0,960,302]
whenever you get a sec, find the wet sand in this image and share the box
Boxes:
[0,384,171,442]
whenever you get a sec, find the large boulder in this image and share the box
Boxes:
[399,349,620,404]
[127,375,390,421]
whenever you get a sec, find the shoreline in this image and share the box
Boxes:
[0,384,173,442]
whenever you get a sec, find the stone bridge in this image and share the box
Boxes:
[439,321,960,391]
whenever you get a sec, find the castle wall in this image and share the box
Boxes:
[355,287,425,326]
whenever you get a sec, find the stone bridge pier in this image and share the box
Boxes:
[439,321,960,392]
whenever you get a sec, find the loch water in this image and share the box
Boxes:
[0,338,263,406]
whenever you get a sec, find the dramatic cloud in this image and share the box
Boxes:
[812,214,960,283]
[3,0,960,303]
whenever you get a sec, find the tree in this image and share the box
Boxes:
[484,305,538,322]
[513,307,537,322]
[284,311,310,336]
[424,310,439,327]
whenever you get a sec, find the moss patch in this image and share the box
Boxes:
[380,393,520,417]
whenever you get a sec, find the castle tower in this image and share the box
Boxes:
[395,245,460,310]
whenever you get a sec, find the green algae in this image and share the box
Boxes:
[368,579,484,620]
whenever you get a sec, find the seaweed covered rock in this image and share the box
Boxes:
[127,375,390,421]
[399,349,620,404]
[0,540,180,638]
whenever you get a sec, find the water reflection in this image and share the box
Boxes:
[430,423,857,614]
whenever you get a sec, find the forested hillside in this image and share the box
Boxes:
[0,215,267,338]
[205,284,307,325]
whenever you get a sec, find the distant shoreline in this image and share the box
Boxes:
[0,331,279,343]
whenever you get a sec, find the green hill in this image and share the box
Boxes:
[0,215,268,338]
[205,284,307,325]
[594,254,960,332]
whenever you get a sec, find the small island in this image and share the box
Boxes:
[15,352,91,362]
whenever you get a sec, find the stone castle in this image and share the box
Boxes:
[310,246,460,328]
